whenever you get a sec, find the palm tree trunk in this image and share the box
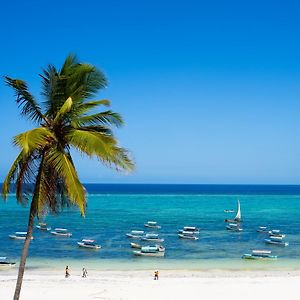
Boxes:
[13,199,37,300]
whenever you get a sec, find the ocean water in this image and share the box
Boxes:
[1,184,300,271]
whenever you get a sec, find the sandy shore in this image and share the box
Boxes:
[1,269,299,300]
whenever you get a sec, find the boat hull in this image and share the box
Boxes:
[264,239,289,247]
[77,242,101,249]
[242,254,277,260]
[178,234,198,240]
[50,232,72,237]
[141,238,164,242]
[9,235,33,240]
[133,251,165,257]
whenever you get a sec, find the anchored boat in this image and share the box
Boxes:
[77,239,101,249]
[178,231,199,240]
[225,200,242,223]
[242,250,277,260]
[50,228,72,237]
[257,226,269,233]
[269,230,286,238]
[133,245,165,257]
[36,222,51,231]
[130,242,142,249]
[144,221,161,229]
[178,226,200,234]
[9,232,33,240]
[0,257,16,269]
[126,230,144,239]
[141,233,164,242]
[226,223,243,232]
[264,237,289,247]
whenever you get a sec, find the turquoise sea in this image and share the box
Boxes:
[1,184,300,271]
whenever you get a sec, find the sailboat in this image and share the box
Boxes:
[225,200,242,223]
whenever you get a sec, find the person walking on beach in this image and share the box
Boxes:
[65,266,70,278]
[82,267,88,278]
[154,270,159,280]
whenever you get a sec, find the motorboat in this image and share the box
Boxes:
[133,245,165,257]
[225,200,242,223]
[141,233,164,242]
[178,231,199,240]
[178,226,200,234]
[77,239,101,249]
[126,230,144,239]
[224,210,235,213]
[36,222,51,231]
[256,226,269,233]
[242,250,277,260]
[264,238,289,247]
[0,257,16,269]
[226,223,243,232]
[269,230,286,238]
[130,242,142,249]
[144,221,161,229]
[50,228,72,237]
[9,232,33,240]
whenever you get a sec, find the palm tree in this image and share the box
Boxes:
[2,54,134,300]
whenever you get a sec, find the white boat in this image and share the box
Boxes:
[141,233,164,242]
[242,250,277,260]
[133,245,165,257]
[130,242,142,249]
[0,257,16,269]
[144,221,161,229]
[256,226,269,233]
[178,226,200,234]
[225,200,242,223]
[9,232,33,240]
[226,223,243,232]
[126,230,144,239]
[36,222,51,231]
[269,230,286,238]
[77,239,101,249]
[178,232,199,240]
[50,228,72,237]
[224,210,235,213]
[264,238,289,247]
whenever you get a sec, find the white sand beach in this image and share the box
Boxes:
[1,269,299,300]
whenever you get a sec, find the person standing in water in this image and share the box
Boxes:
[82,267,88,278]
[154,270,159,280]
[65,266,70,278]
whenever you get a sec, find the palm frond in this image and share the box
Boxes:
[5,77,45,123]
[66,128,134,171]
[14,128,56,154]
[46,148,86,215]
[53,97,73,125]
[72,111,124,127]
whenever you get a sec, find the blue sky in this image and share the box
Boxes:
[1,0,300,184]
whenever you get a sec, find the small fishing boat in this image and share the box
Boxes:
[264,238,289,247]
[0,257,16,269]
[133,245,165,257]
[225,200,242,223]
[242,250,277,260]
[50,228,72,237]
[77,239,101,249]
[178,231,199,240]
[141,233,164,242]
[256,226,269,233]
[269,230,286,238]
[36,222,51,231]
[178,226,200,234]
[224,210,235,213]
[126,230,144,239]
[130,242,142,249]
[9,232,33,240]
[144,221,161,229]
[226,223,243,232]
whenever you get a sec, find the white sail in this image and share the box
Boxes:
[234,200,241,221]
